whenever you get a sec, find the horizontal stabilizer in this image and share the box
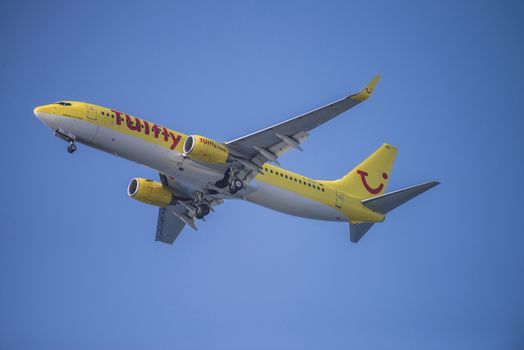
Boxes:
[362,181,439,214]
[350,223,375,243]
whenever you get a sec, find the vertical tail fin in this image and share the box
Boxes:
[332,144,398,199]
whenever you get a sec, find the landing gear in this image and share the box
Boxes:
[229,178,244,194]
[215,167,245,195]
[67,142,77,154]
[195,203,211,219]
[54,129,77,154]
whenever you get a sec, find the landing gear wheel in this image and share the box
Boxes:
[229,178,244,194]
[233,178,243,190]
[195,203,210,219]
[67,143,77,154]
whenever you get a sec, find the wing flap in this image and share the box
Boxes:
[156,205,186,244]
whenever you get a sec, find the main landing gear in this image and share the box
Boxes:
[192,191,212,220]
[194,203,211,219]
[229,178,244,194]
[214,167,245,195]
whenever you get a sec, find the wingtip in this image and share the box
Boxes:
[383,143,398,151]
[421,180,441,191]
[350,74,381,102]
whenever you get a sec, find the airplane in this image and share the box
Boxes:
[34,76,438,244]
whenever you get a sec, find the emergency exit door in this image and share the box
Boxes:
[86,104,97,120]
[335,191,344,209]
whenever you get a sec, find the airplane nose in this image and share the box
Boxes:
[34,104,55,127]
[34,106,45,119]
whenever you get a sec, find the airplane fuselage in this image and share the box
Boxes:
[34,101,380,223]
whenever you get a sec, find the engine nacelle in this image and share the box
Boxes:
[127,178,173,207]
[183,135,229,164]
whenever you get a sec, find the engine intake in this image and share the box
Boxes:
[183,135,229,164]
[127,178,173,207]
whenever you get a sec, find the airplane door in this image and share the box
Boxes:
[86,104,97,120]
[335,191,344,209]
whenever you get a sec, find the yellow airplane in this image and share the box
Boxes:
[34,76,438,244]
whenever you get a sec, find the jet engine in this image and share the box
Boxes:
[127,178,173,207]
[183,135,229,164]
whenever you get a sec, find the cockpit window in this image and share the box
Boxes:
[56,101,72,106]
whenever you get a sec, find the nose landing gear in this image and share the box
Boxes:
[67,142,77,154]
[54,128,78,154]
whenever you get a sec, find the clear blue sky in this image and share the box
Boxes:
[1,0,523,349]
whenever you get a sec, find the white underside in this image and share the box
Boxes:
[38,113,347,222]
[246,180,347,221]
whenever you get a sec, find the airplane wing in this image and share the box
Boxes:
[226,75,380,172]
[155,200,206,244]
[155,173,226,244]
[154,76,380,244]
[156,205,187,244]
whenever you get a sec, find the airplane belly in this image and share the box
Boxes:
[88,125,224,191]
[41,114,99,142]
[91,125,169,168]
[245,180,347,222]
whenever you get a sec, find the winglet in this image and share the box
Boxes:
[349,75,381,102]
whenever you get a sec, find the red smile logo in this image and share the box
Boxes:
[357,170,388,194]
